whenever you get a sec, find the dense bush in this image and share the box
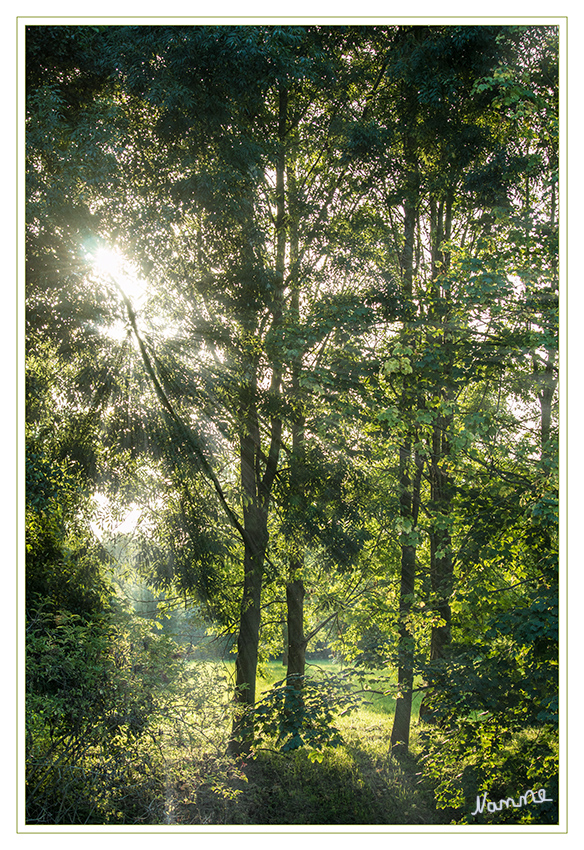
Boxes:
[248,668,363,756]
[26,606,239,824]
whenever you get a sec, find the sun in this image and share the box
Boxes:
[91,245,147,306]
[92,245,123,275]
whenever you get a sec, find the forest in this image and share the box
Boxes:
[24,23,559,827]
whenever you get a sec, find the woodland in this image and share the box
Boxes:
[25,24,559,826]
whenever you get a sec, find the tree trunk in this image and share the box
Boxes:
[282,149,308,739]
[429,413,453,661]
[390,444,423,753]
[390,531,416,752]
[390,190,420,754]
[228,492,269,753]
[284,574,306,736]
[229,85,288,754]
[428,198,454,663]
[286,419,306,685]
[539,351,557,456]
[285,152,306,685]
[286,574,306,678]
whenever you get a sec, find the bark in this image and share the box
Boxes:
[428,197,454,663]
[286,576,306,677]
[390,525,416,748]
[228,85,288,753]
[283,153,308,732]
[390,444,423,753]
[228,419,270,753]
[429,411,453,661]
[390,191,420,754]
[539,358,557,458]
[286,394,306,682]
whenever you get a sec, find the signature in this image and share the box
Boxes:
[472,787,553,816]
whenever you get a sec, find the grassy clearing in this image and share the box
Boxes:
[159,658,440,826]
[27,653,441,825]
[31,650,524,826]
[257,659,426,721]
[163,710,440,825]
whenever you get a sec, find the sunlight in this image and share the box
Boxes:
[91,492,143,541]
[91,245,148,306]
[93,245,125,279]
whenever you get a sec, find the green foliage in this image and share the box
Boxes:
[417,574,558,823]
[248,670,362,754]
[419,718,558,825]
[26,608,235,824]
[26,447,111,618]
[24,22,559,824]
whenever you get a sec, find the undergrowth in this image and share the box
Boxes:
[26,651,558,826]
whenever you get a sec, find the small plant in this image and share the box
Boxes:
[248,669,363,754]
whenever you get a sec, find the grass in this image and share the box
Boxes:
[257,658,426,721]
[163,705,440,825]
[28,653,440,826]
[164,659,558,827]
[162,658,440,825]
[29,650,558,826]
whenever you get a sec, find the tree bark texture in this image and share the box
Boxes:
[229,86,288,752]
[428,198,454,663]
[286,575,306,678]
[429,412,453,661]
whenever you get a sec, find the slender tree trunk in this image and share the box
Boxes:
[228,86,288,753]
[538,181,558,461]
[286,367,306,683]
[228,401,270,752]
[428,197,454,663]
[284,544,306,737]
[286,576,306,677]
[429,409,453,661]
[390,188,420,754]
[390,445,422,752]
[286,415,306,683]
[538,349,557,457]
[236,532,265,707]
[284,154,307,731]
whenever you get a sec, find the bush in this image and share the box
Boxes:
[25,605,235,824]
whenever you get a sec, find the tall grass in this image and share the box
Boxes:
[29,649,438,825]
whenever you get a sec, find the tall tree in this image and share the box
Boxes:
[26,24,558,771]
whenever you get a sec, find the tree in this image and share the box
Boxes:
[357,24,515,751]
[26,24,559,789]
[26,24,399,749]
[332,24,559,754]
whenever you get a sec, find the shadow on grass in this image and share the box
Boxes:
[177,726,447,826]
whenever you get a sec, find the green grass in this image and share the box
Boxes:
[35,656,437,825]
[167,658,439,826]
[29,652,557,825]
[162,679,439,825]
[257,659,426,721]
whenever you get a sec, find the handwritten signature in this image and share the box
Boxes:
[472,787,553,816]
